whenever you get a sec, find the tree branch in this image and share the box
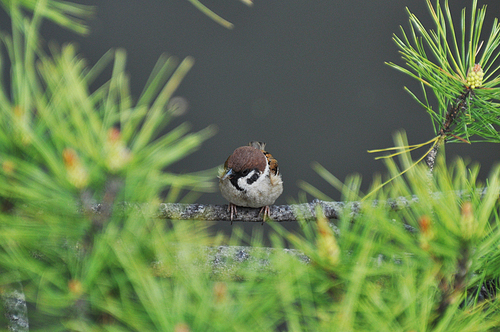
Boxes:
[1,281,29,332]
[153,188,492,223]
[156,200,343,222]
[155,197,420,222]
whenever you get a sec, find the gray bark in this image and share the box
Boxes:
[1,282,29,332]
[155,197,421,222]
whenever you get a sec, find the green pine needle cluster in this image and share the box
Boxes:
[186,0,254,29]
[0,0,94,35]
[387,0,500,143]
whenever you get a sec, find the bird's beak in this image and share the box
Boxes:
[222,168,234,180]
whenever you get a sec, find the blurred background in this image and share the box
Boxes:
[2,0,499,240]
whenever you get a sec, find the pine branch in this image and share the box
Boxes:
[156,188,491,223]
[153,197,423,222]
[0,281,29,332]
[424,141,441,171]
[156,200,347,222]
[85,188,492,223]
[426,87,475,171]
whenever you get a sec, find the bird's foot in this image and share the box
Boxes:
[228,203,238,224]
[259,205,271,224]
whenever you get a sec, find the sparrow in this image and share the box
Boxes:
[219,141,283,222]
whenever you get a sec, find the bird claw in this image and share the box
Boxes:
[228,203,238,224]
[227,204,271,225]
[259,205,271,224]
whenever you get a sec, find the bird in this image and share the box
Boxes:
[219,141,283,222]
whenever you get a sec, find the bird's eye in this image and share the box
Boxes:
[241,169,250,176]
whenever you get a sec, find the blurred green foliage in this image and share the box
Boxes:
[291,135,500,331]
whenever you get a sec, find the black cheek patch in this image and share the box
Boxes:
[247,172,260,185]
[230,177,243,191]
